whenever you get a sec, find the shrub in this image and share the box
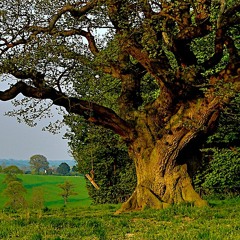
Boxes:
[3,181,28,209]
[3,165,23,174]
[194,148,240,195]
[194,93,240,196]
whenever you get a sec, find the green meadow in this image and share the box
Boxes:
[0,173,91,208]
[0,198,239,239]
[0,173,239,239]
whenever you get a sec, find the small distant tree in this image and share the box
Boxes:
[3,165,23,174]
[58,181,78,205]
[3,181,27,209]
[0,166,2,173]
[57,163,70,176]
[29,155,49,174]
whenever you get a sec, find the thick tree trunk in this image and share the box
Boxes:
[116,99,219,213]
[116,134,207,213]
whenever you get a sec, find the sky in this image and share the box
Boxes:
[0,96,73,161]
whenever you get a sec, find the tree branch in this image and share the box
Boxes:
[220,2,240,28]
[68,0,98,19]
[0,81,135,141]
[1,1,99,56]
[222,2,240,19]
[202,29,225,70]
[217,0,226,29]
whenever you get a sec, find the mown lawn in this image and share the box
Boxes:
[0,197,239,239]
[0,173,91,208]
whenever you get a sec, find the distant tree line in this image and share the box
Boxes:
[0,155,78,176]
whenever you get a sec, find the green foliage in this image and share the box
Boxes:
[56,163,70,176]
[29,155,49,174]
[207,93,240,146]
[3,165,23,174]
[65,117,136,204]
[140,73,160,106]
[204,148,239,191]
[2,173,22,184]
[3,181,27,210]
[31,233,43,240]
[71,165,78,172]
[31,187,45,210]
[195,148,240,195]
[194,93,240,195]
[58,180,78,205]
[0,198,239,239]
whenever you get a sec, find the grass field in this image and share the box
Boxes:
[0,173,239,239]
[0,173,91,208]
[0,198,239,239]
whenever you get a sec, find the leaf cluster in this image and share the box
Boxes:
[2,174,27,210]
[58,180,78,205]
[65,115,136,204]
[194,93,240,195]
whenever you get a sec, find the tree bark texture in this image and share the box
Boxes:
[117,98,219,213]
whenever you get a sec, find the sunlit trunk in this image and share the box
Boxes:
[116,130,207,213]
[117,99,219,213]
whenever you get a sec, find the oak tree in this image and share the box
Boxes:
[0,1,240,212]
[29,154,49,174]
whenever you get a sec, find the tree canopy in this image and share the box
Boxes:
[3,181,27,210]
[0,1,238,132]
[58,180,78,205]
[3,165,23,174]
[57,162,71,175]
[0,0,240,212]
[29,154,49,174]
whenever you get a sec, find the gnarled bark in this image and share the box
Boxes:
[116,98,219,213]
[116,141,207,213]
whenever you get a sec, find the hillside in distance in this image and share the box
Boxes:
[0,158,76,169]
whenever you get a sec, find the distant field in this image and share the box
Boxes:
[0,173,91,208]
